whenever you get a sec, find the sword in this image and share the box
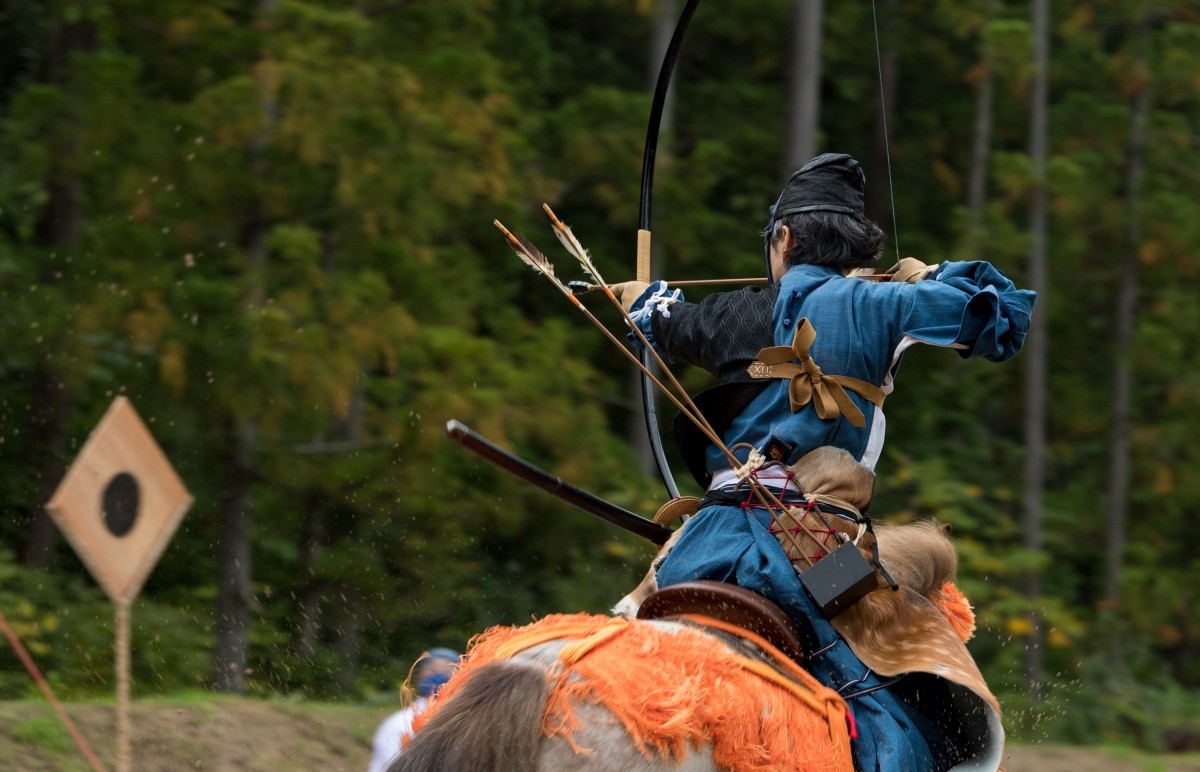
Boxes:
[445,420,674,545]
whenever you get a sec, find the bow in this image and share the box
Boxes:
[637,0,701,499]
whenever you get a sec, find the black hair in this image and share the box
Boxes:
[767,211,886,272]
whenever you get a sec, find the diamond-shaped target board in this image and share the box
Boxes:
[46,397,193,603]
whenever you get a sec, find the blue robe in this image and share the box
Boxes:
[709,262,1034,474]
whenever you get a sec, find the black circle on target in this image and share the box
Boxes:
[102,472,140,537]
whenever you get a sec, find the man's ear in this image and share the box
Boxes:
[778,224,794,252]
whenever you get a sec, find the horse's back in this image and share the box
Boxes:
[537,701,718,771]
[393,613,851,772]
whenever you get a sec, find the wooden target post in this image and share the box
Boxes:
[45,397,194,772]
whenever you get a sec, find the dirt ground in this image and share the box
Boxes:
[2,697,1199,771]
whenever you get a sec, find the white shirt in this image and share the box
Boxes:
[368,697,428,772]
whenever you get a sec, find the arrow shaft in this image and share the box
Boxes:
[570,273,894,294]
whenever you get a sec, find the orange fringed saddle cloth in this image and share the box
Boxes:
[412,613,855,772]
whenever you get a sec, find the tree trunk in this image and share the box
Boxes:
[1104,18,1150,635]
[784,0,823,175]
[211,0,277,693]
[334,605,362,695]
[212,420,258,693]
[23,371,72,568]
[21,5,94,569]
[292,494,326,660]
[964,1,998,255]
[1022,0,1050,697]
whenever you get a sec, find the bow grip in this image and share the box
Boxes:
[637,229,652,282]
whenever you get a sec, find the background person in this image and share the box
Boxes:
[367,647,460,772]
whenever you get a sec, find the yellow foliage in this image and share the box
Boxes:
[161,340,187,394]
[1048,628,1070,648]
[932,159,961,198]
[167,17,199,43]
[125,292,171,349]
[1006,616,1032,637]
[1139,239,1163,266]
[1153,464,1174,495]
[129,196,153,222]
[253,59,281,102]
[1062,4,1093,34]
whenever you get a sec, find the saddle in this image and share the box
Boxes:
[636,579,806,664]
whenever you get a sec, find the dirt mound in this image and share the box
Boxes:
[0,697,384,771]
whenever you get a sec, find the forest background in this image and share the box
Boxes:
[2,0,1199,754]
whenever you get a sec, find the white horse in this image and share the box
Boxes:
[388,610,854,772]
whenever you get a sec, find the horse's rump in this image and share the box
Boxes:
[390,659,548,772]
[409,613,854,772]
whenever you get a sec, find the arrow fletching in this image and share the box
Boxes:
[494,219,557,279]
[542,204,601,283]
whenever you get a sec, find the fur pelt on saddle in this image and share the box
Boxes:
[777,446,1000,719]
[612,446,1003,768]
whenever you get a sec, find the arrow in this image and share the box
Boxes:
[568,273,895,295]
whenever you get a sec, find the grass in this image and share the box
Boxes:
[1,694,1199,771]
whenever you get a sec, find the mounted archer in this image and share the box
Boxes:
[606,152,1036,770]
[406,154,1034,772]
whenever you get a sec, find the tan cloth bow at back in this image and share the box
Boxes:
[746,318,885,428]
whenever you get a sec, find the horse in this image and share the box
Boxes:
[388,519,1003,772]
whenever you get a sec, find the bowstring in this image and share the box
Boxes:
[871,0,900,262]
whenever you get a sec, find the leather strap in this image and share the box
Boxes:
[746,318,885,428]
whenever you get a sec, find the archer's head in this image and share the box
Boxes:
[763,153,886,283]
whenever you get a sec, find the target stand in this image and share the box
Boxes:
[45,396,194,772]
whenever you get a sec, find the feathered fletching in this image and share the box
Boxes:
[494,219,556,279]
[542,204,601,283]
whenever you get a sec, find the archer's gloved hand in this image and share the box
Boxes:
[609,280,652,312]
[887,257,940,283]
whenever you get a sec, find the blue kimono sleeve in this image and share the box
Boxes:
[901,261,1037,362]
[627,281,685,358]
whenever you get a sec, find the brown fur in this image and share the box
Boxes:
[614,443,1000,728]
[616,492,997,721]
[388,660,550,772]
[834,519,999,714]
[787,446,876,509]
[871,519,958,595]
